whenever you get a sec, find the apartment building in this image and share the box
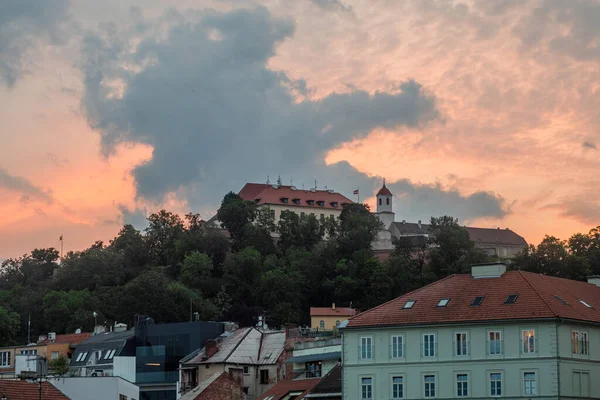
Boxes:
[341,263,600,399]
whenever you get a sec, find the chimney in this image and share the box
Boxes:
[332,303,336,310]
[205,339,218,359]
[587,276,600,287]
[471,263,507,279]
[48,332,56,342]
[418,220,422,229]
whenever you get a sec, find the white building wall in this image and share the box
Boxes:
[113,356,136,383]
[50,377,139,400]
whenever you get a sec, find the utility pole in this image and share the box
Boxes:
[28,314,31,344]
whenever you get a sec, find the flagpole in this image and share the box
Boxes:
[357,186,360,204]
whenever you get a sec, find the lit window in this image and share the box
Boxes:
[403,300,416,309]
[319,320,325,329]
[580,299,592,308]
[423,334,436,357]
[456,374,468,397]
[490,373,502,396]
[522,330,536,354]
[471,296,485,306]
[391,335,403,358]
[437,299,449,307]
[360,337,373,360]
[361,377,373,400]
[488,331,502,355]
[505,294,518,304]
[392,376,403,399]
[455,332,468,356]
[524,372,536,395]
[572,331,589,355]
[424,375,436,398]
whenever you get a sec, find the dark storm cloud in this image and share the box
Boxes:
[0,0,70,87]
[0,167,52,203]
[387,179,509,223]
[117,204,148,230]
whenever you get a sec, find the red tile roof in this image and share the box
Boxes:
[310,307,356,317]
[347,271,600,328]
[238,183,352,210]
[257,378,321,400]
[0,380,69,399]
[376,184,392,196]
[38,333,92,345]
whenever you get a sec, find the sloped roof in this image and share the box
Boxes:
[390,222,527,247]
[309,307,356,317]
[179,372,223,400]
[184,328,285,366]
[239,183,352,210]
[39,333,92,345]
[347,271,600,328]
[304,363,341,398]
[257,378,321,400]
[376,184,392,196]
[0,380,69,400]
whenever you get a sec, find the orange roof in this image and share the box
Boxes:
[347,271,600,328]
[376,183,392,196]
[310,307,356,317]
[0,380,69,399]
[239,183,352,210]
[39,332,92,345]
[257,378,321,400]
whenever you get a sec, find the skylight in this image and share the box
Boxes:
[554,295,568,305]
[471,296,485,306]
[437,298,450,307]
[580,299,592,308]
[402,300,416,309]
[504,294,519,304]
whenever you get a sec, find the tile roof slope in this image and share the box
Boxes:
[179,372,223,400]
[258,331,286,364]
[390,222,527,246]
[309,307,356,317]
[184,328,252,365]
[39,332,92,345]
[376,184,392,196]
[0,380,70,400]
[347,271,600,328]
[257,378,321,400]
[304,363,341,396]
[238,183,352,210]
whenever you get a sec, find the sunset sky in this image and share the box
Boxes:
[1,0,599,259]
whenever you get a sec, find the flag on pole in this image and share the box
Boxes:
[353,189,359,195]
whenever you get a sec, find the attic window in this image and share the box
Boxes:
[504,294,519,304]
[292,198,300,204]
[317,201,325,206]
[330,202,338,207]
[402,300,416,309]
[437,299,450,307]
[471,296,485,306]
[307,200,315,206]
[554,295,568,305]
[580,299,593,308]
[280,197,289,204]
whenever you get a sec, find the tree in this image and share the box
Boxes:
[0,306,20,346]
[42,290,100,333]
[49,355,69,375]
[223,248,263,312]
[216,192,257,241]
[145,210,185,266]
[179,251,213,293]
[337,203,382,257]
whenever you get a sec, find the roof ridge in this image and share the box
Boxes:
[518,270,559,318]
[348,274,458,322]
[223,327,253,363]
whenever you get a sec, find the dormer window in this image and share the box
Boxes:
[505,294,518,304]
[307,200,315,206]
[437,299,450,307]
[280,197,289,204]
[292,198,300,204]
[471,296,485,306]
[330,202,338,207]
[402,300,416,309]
[317,201,325,206]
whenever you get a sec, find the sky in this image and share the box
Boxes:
[1,0,600,258]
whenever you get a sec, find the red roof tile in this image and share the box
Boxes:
[38,333,92,345]
[257,378,321,400]
[0,380,69,399]
[238,183,352,210]
[347,271,600,328]
[376,184,392,196]
[310,307,356,317]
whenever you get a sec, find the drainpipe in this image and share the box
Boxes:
[556,321,561,399]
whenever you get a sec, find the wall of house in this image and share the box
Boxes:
[46,343,71,360]
[50,376,139,400]
[0,347,15,372]
[476,243,527,259]
[342,321,561,400]
[265,204,342,225]
[195,371,244,400]
[556,322,600,397]
[113,356,135,382]
[310,316,348,331]
[14,345,45,358]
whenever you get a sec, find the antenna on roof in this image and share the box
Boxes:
[277,175,282,186]
[314,179,317,189]
[266,175,270,185]
[290,177,293,186]
[325,182,328,190]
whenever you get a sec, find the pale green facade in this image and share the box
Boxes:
[342,320,600,399]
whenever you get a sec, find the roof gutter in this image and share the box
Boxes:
[341,317,561,331]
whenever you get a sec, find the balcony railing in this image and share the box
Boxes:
[294,338,341,350]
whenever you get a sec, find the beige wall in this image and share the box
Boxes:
[0,347,15,371]
[266,204,341,224]
[310,316,347,331]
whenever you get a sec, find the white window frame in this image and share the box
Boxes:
[456,373,469,398]
[572,330,589,355]
[522,329,536,354]
[489,372,503,397]
[424,374,436,398]
[523,371,537,396]
[360,376,373,400]
[319,320,325,329]
[391,335,404,359]
[51,351,59,360]
[488,330,502,355]
[455,332,468,356]
[0,351,10,367]
[360,336,373,360]
[391,375,404,399]
[422,333,436,357]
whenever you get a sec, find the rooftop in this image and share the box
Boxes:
[303,363,341,398]
[347,268,600,328]
[0,380,68,400]
[376,182,392,197]
[257,377,321,400]
[38,332,92,345]
[309,306,356,317]
[239,183,352,210]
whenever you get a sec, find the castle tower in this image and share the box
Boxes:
[376,179,395,229]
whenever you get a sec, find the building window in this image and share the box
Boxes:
[573,371,590,397]
[361,377,373,399]
[522,329,536,354]
[360,337,373,360]
[423,334,436,357]
[391,335,403,358]
[335,320,340,328]
[119,395,127,400]
[320,214,325,221]
[455,332,468,356]
[490,373,502,396]
[488,331,502,355]
[51,351,59,360]
[424,375,436,398]
[243,366,249,375]
[572,331,589,355]
[306,361,322,378]
[260,369,269,385]
[20,350,37,355]
[319,320,325,329]
[270,209,275,219]
[386,198,390,205]
[378,198,382,205]
[300,212,306,218]
[456,374,468,397]
[523,372,536,395]
[392,376,403,399]
[0,352,10,367]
